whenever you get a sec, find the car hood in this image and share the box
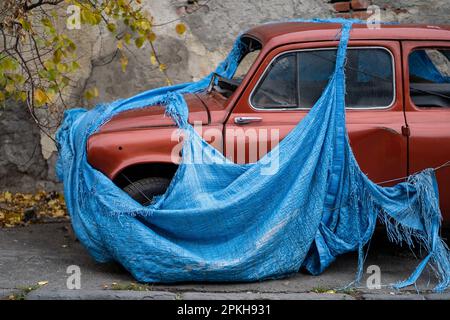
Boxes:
[99,93,209,132]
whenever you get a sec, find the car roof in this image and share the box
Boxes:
[244,22,450,47]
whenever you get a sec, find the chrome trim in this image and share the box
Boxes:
[248,46,397,111]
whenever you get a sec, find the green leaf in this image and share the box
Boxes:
[135,36,145,49]
[53,50,63,64]
[70,61,80,71]
[56,63,67,73]
[84,87,99,100]
[0,57,18,71]
[41,18,53,28]
[123,33,131,44]
[18,91,27,102]
[107,23,117,33]
[18,18,32,31]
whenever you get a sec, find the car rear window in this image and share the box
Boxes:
[409,48,450,108]
[251,47,395,110]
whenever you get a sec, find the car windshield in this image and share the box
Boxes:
[210,36,261,98]
[232,36,262,82]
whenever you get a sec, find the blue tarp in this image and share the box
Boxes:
[56,19,450,291]
[410,50,450,83]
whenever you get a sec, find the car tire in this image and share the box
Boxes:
[123,176,171,206]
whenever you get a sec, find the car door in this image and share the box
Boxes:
[224,40,407,187]
[402,41,450,222]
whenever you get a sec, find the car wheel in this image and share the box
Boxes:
[123,176,171,206]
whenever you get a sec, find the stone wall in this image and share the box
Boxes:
[1,0,450,192]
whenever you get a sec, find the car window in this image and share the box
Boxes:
[409,48,450,108]
[251,48,395,109]
[251,53,297,108]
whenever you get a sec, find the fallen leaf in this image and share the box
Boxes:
[4,191,12,202]
[37,281,48,286]
[0,190,68,227]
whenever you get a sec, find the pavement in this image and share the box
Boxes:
[1,222,450,300]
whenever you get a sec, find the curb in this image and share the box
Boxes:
[26,289,177,300]
[23,289,354,300]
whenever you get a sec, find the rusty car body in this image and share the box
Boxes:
[87,22,450,221]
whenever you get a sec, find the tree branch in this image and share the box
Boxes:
[24,0,64,11]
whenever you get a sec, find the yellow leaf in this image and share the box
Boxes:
[5,82,14,93]
[56,63,67,73]
[34,88,48,106]
[37,281,48,286]
[120,55,128,72]
[150,54,157,65]
[84,87,99,100]
[159,63,167,72]
[123,33,132,45]
[48,199,57,207]
[18,91,27,102]
[117,40,123,50]
[53,209,66,217]
[23,194,32,201]
[146,32,156,43]
[137,20,151,31]
[43,60,54,70]
[175,23,186,35]
[0,91,5,101]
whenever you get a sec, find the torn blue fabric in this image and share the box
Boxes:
[56,19,450,291]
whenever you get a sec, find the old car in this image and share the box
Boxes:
[87,22,450,222]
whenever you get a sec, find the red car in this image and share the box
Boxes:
[87,22,450,222]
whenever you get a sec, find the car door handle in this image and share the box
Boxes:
[234,116,262,125]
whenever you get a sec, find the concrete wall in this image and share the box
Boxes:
[1,0,450,192]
